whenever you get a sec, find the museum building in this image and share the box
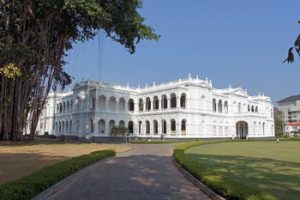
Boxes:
[36,75,275,139]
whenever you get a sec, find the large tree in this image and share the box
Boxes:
[0,0,158,141]
[283,21,300,63]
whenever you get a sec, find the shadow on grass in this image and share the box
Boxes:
[187,153,300,200]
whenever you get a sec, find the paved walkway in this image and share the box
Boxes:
[41,144,211,200]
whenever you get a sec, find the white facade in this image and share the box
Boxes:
[37,75,275,139]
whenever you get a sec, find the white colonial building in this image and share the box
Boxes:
[36,75,275,139]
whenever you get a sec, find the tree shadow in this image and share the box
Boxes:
[187,153,300,200]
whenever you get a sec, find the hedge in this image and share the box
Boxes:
[173,141,277,200]
[0,150,115,200]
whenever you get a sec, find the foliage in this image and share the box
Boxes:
[110,125,128,138]
[173,141,277,200]
[0,150,115,200]
[0,0,158,141]
[283,21,300,63]
[274,107,284,137]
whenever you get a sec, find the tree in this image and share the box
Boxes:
[110,125,129,141]
[283,21,300,63]
[274,107,284,137]
[0,0,158,141]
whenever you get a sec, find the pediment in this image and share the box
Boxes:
[230,88,248,97]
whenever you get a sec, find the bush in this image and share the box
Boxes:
[173,141,277,200]
[0,150,115,200]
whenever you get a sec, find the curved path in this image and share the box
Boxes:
[40,144,211,200]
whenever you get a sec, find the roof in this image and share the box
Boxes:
[277,94,300,104]
[287,122,300,126]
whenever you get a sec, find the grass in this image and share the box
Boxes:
[0,150,115,200]
[0,142,131,183]
[183,141,300,200]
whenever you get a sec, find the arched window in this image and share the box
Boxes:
[62,121,65,133]
[91,97,96,109]
[108,96,116,111]
[55,122,58,132]
[181,119,186,134]
[138,121,142,134]
[66,121,69,133]
[171,119,176,133]
[70,100,73,111]
[139,98,144,111]
[153,120,158,134]
[161,95,168,109]
[218,100,222,113]
[63,102,66,112]
[253,121,257,135]
[99,119,105,134]
[248,105,250,112]
[66,101,70,112]
[69,121,72,133]
[59,122,61,132]
[146,121,150,134]
[56,104,59,113]
[109,120,115,133]
[118,98,126,111]
[255,106,258,113]
[59,103,62,113]
[128,121,134,133]
[224,101,228,114]
[119,120,125,127]
[128,99,134,112]
[146,97,151,111]
[180,94,186,108]
[238,103,241,113]
[99,95,106,110]
[170,93,176,108]
[212,99,217,112]
[90,119,94,133]
[153,96,159,110]
[251,105,254,112]
[162,120,167,134]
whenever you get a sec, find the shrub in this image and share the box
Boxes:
[0,150,115,200]
[173,141,277,200]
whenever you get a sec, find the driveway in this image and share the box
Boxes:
[38,144,211,200]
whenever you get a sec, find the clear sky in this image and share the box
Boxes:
[64,0,300,104]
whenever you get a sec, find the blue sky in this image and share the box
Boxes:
[64,0,300,104]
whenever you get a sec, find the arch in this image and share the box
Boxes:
[109,120,115,133]
[153,120,158,134]
[99,95,106,110]
[146,97,151,111]
[212,99,217,112]
[108,96,116,111]
[118,98,126,111]
[138,121,142,134]
[66,101,70,112]
[69,120,72,133]
[128,121,134,133]
[255,106,258,113]
[99,119,105,134]
[119,120,125,127]
[181,119,186,134]
[251,105,254,112]
[236,121,248,139]
[70,100,73,111]
[90,119,94,133]
[66,121,69,133]
[248,105,250,112]
[153,96,159,110]
[253,121,257,135]
[171,119,176,133]
[91,97,96,109]
[55,122,58,132]
[180,93,186,108]
[62,121,65,133]
[56,104,59,113]
[224,101,228,113]
[139,98,144,111]
[162,120,167,134]
[218,100,222,113]
[145,120,150,134]
[59,121,61,132]
[63,102,66,112]
[161,95,168,109]
[59,103,62,113]
[170,93,176,108]
[128,99,134,112]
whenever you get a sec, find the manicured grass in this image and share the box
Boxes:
[0,142,131,183]
[185,141,300,200]
[0,150,115,200]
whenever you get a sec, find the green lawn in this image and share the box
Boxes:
[186,141,300,200]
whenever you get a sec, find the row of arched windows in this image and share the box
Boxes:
[55,121,72,133]
[248,105,258,113]
[138,119,186,135]
[56,100,73,113]
[212,99,228,113]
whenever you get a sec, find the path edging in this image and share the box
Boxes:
[172,157,225,200]
[32,156,114,200]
